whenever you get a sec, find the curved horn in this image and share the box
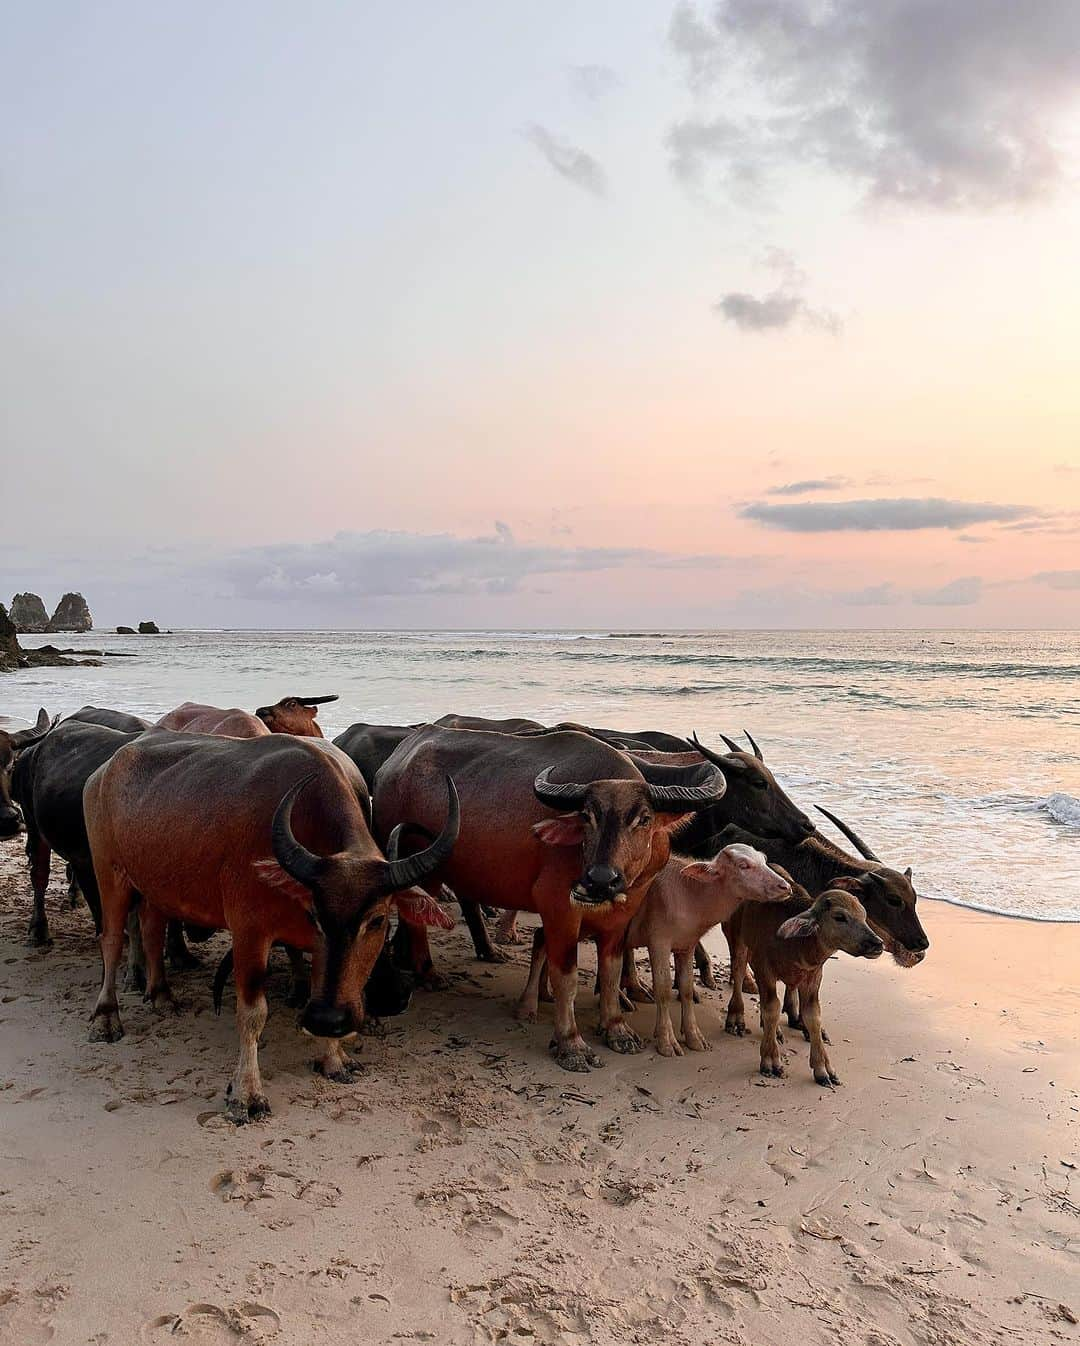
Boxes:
[533,765,589,811]
[689,731,740,771]
[10,708,55,751]
[298,694,339,706]
[626,756,727,810]
[718,732,743,754]
[383,777,460,892]
[743,729,764,761]
[814,804,880,862]
[271,772,326,887]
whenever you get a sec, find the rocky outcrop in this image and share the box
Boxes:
[116,625,136,635]
[47,592,93,633]
[10,592,50,633]
[0,604,20,671]
[138,620,160,634]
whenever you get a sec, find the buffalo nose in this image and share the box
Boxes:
[585,864,621,892]
[0,805,23,836]
[300,1001,356,1039]
[911,935,930,951]
[862,937,885,958]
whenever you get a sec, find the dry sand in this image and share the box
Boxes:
[1,835,1077,1346]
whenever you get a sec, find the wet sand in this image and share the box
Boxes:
[1,836,1077,1345]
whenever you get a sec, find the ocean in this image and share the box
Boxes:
[4,628,1078,922]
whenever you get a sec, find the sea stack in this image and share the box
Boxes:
[138,620,160,634]
[10,592,50,633]
[47,592,93,633]
[0,604,21,671]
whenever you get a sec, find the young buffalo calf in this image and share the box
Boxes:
[726,888,883,1087]
[625,843,790,1057]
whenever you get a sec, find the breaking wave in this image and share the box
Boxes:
[1042,793,1080,828]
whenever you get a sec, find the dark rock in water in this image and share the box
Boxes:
[47,592,93,633]
[0,604,21,671]
[116,625,136,634]
[10,592,49,633]
[0,606,99,670]
[138,620,160,634]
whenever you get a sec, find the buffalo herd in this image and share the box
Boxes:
[0,694,929,1121]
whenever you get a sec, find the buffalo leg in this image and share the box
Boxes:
[649,939,681,1057]
[139,903,181,1016]
[166,920,200,970]
[125,906,147,993]
[757,971,784,1078]
[675,948,710,1052]
[25,828,52,948]
[801,978,838,1087]
[495,909,521,944]
[724,939,749,1036]
[226,929,273,1124]
[460,898,506,964]
[694,939,717,990]
[723,920,758,995]
[623,947,653,1004]
[72,861,102,933]
[516,928,548,1023]
[544,923,601,1072]
[597,933,642,1054]
[66,862,81,909]
[391,918,448,991]
[89,873,136,1043]
[314,1036,360,1083]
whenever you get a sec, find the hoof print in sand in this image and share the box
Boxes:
[145,1302,280,1341]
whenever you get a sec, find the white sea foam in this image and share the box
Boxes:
[1042,792,1080,828]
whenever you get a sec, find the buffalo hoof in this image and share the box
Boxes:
[815,1070,841,1088]
[550,1037,604,1073]
[89,1010,124,1043]
[775,1028,785,1045]
[656,1034,684,1058]
[725,1016,747,1037]
[359,1017,386,1038]
[25,919,51,949]
[124,966,147,995]
[167,945,202,973]
[418,968,450,992]
[604,1022,643,1055]
[515,1004,538,1024]
[315,1059,362,1084]
[225,1090,272,1125]
[625,984,654,1005]
[760,1061,784,1079]
[478,945,510,965]
[699,967,719,991]
[742,974,759,996]
[617,989,636,1013]
[684,1029,711,1052]
[146,990,182,1017]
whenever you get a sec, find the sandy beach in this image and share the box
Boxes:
[0,836,1077,1346]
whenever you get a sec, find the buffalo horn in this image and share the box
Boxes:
[743,729,764,761]
[627,756,727,810]
[10,707,55,750]
[814,804,880,862]
[689,731,741,771]
[533,766,590,811]
[271,772,326,887]
[383,777,460,892]
[718,732,743,754]
[298,694,339,706]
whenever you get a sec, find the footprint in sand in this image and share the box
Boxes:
[143,1301,280,1341]
[211,1167,341,1209]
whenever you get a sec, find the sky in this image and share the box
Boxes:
[3,0,1080,630]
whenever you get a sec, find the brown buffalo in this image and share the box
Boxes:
[156,702,270,737]
[255,694,338,736]
[373,725,725,1072]
[84,730,458,1122]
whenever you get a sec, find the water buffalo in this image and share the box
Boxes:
[255,694,338,737]
[373,725,725,1071]
[333,723,420,792]
[0,709,53,838]
[68,705,152,733]
[435,714,545,734]
[157,702,270,737]
[84,730,458,1122]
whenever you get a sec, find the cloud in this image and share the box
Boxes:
[740,497,1036,533]
[667,0,1080,209]
[1030,569,1080,590]
[766,477,851,496]
[913,576,984,606]
[715,247,841,333]
[837,582,901,607]
[569,64,621,101]
[523,125,607,197]
[210,525,738,603]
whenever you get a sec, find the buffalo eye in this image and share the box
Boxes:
[752,778,767,791]
[887,895,902,908]
[834,913,847,923]
[367,914,386,931]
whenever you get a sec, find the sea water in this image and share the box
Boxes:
[4,628,1078,921]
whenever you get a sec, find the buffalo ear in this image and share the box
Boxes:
[533,814,586,847]
[904,866,913,882]
[394,888,455,930]
[829,875,865,895]
[777,913,817,939]
[252,858,310,902]
[679,860,717,884]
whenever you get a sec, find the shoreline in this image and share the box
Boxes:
[1,841,1077,1345]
